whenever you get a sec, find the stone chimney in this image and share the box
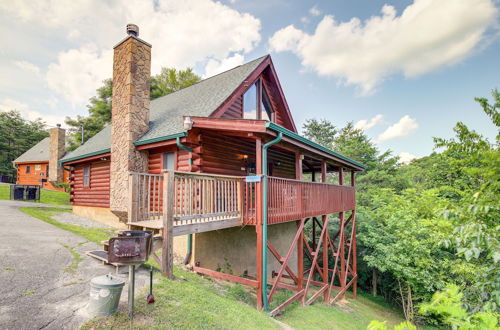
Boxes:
[110,24,151,221]
[48,124,65,183]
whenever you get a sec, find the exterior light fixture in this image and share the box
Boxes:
[183,117,194,131]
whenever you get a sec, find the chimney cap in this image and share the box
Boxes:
[126,24,139,37]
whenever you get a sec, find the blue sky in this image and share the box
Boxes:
[0,0,498,162]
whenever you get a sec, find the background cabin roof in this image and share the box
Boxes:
[13,137,50,163]
[61,55,268,162]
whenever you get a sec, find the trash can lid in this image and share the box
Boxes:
[91,274,125,288]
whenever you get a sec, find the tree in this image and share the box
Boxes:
[150,67,201,99]
[0,110,48,180]
[65,68,201,150]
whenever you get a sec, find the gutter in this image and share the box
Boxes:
[134,132,187,147]
[59,148,111,165]
[261,132,283,312]
[176,136,194,264]
[265,122,366,170]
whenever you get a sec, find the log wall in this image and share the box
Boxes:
[70,160,110,208]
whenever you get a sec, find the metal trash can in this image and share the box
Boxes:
[88,274,125,317]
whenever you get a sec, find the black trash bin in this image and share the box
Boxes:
[9,185,40,202]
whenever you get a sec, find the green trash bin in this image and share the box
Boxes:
[88,274,126,317]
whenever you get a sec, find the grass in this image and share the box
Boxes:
[277,291,405,329]
[22,290,35,296]
[19,207,114,243]
[0,184,70,205]
[61,243,85,273]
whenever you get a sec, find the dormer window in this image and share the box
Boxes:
[243,79,274,121]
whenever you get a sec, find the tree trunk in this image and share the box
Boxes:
[372,268,377,297]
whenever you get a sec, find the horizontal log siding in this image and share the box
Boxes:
[70,160,110,208]
[199,132,255,176]
[221,95,243,119]
[198,132,295,178]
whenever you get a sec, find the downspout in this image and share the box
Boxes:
[261,132,283,312]
[176,136,194,264]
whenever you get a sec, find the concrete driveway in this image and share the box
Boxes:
[0,200,147,330]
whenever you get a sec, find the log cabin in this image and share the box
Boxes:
[60,24,365,313]
[13,125,69,191]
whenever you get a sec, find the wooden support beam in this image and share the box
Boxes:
[295,152,304,291]
[194,266,259,287]
[270,290,304,317]
[303,217,329,305]
[161,170,175,279]
[267,241,299,284]
[255,138,263,310]
[267,219,305,303]
[330,276,357,304]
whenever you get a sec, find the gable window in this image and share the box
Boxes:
[243,83,257,119]
[242,79,274,121]
[26,166,30,174]
[163,152,175,170]
[83,166,90,187]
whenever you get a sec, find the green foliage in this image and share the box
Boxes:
[150,67,201,100]
[65,68,201,150]
[0,110,48,180]
[420,285,499,329]
[367,320,416,330]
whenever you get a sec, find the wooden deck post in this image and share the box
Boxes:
[162,170,175,279]
[351,170,357,298]
[255,138,264,310]
[321,161,328,302]
[128,173,138,224]
[295,152,303,291]
[338,167,346,300]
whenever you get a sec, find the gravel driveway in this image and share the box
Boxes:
[0,200,147,330]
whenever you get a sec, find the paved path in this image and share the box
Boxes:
[0,200,147,330]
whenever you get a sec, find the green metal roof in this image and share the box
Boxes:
[13,137,50,163]
[61,56,267,164]
[266,122,367,170]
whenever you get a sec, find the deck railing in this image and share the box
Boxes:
[128,171,355,227]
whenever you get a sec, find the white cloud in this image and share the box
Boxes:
[46,44,112,105]
[301,16,310,24]
[309,5,321,16]
[399,152,417,164]
[0,98,66,127]
[354,114,383,131]
[204,53,245,78]
[2,0,262,104]
[377,115,418,142]
[14,60,40,75]
[269,0,498,93]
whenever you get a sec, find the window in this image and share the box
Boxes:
[46,165,49,177]
[242,79,274,121]
[83,166,90,187]
[243,83,257,119]
[163,152,175,170]
[35,164,41,171]
[26,166,30,174]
